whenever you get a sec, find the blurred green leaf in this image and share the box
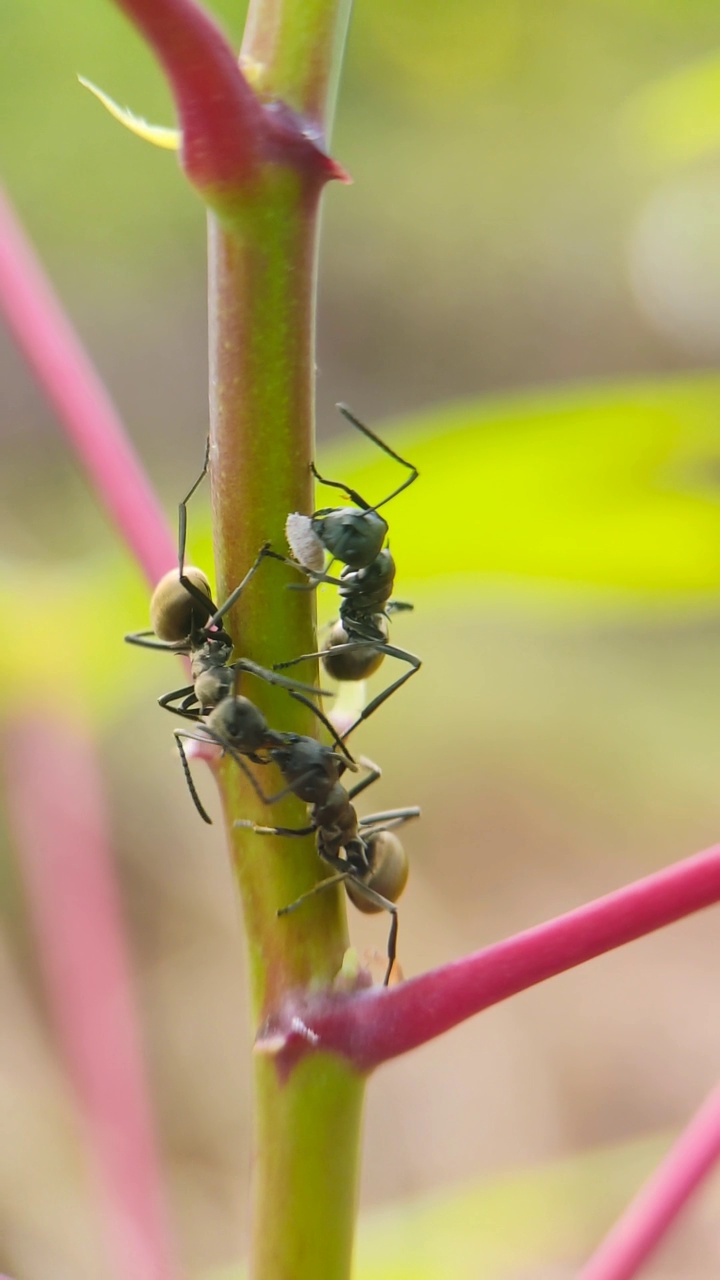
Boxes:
[621,51,720,168]
[209,1133,668,1280]
[354,1134,667,1280]
[346,375,720,603]
[6,375,720,722]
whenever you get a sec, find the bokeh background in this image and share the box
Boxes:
[3,1,720,1276]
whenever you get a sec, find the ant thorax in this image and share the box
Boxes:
[192,663,233,713]
[272,739,341,803]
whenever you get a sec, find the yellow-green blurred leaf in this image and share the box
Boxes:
[344,376,720,605]
[354,1133,668,1280]
[621,51,720,168]
[208,1133,669,1280]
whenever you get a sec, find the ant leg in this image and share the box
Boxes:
[175,727,274,804]
[310,466,371,511]
[176,439,219,622]
[336,404,419,514]
[274,634,352,672]
[178,437,210,575]
[236,820,315,838]
[339,645,422,741]
[206,542,272,629]
[287,568,345,589]
[174,734,213,824]
[232,658,332,700]
[345,758,382,802]
[359,807,421,831]
[383,908,399,986]
[124,631,183,651]
[262,547,346,591]
[341,877,399,986]
[158,686,202,721]
[278,871,350,917]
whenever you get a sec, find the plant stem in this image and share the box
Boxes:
[206,3,358,1277]
[209,176,351,1006]
[242,0,353,128]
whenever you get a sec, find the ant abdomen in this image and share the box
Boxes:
[322,617,389,682]
[150,566,212,643]
[345,832,409,913]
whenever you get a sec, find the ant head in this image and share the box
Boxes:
[150,567,213,643]
[346,832,408,912]
[312,508,388,570]
[209,696,269,752]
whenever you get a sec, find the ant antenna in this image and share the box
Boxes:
[175,734,213,824]
[336,403,419,515]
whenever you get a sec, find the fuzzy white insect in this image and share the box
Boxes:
[285,511,326,571]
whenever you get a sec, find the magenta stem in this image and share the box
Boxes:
[260,844,720,1074]
[578,1079,720,1280]
[0,184,174,585]
[3,715,178,1280]
[112,0,263,191]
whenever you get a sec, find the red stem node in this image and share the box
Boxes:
[255,845,720,1077]
[112,0,348,211]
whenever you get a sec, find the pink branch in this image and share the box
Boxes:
[578,1079,720,1280]
[112,0,263,189]
[0,185,174,586]
[257,845,720,1075]
[3,715,178,1280]
[111,0,346,194]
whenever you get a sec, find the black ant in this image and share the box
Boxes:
[236,706,419,985]
[264,404,422,736]
[125,443,330,722]
[170,684,354,827]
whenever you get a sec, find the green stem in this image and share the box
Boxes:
[207,3,361,1278]
[242,0,353,129]
[209,176,349,1007]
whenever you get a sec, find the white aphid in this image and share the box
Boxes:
[286,512,326,571]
